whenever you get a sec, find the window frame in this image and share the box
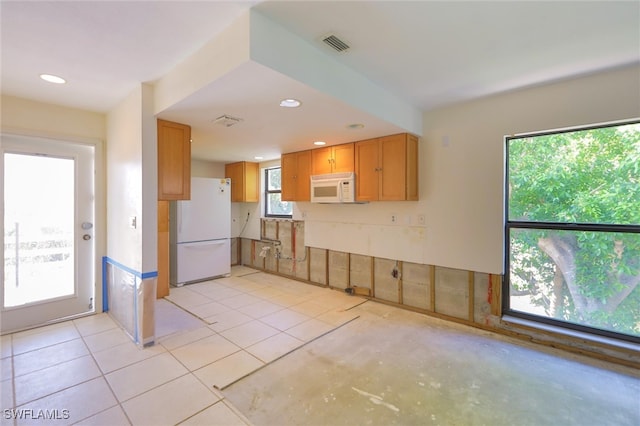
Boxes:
[264,167,292,219]
[503,119,640,344]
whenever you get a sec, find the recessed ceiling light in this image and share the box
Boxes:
[40,74,66,84]
[313,141,326,146]
[279,98,301,108]
[347,123,365,129]
[254,156,264,160]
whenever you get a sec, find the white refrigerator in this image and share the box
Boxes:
[170,177,231,286]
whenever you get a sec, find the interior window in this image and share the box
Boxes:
[265,167,292,218]
[505,120,640,342]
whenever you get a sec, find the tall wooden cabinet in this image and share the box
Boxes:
[355,133,418,201]
[281,150,311,201]
[311,143,354,175]
[158,119,191,201]
[157,119,191,298]
[157,200,170,298]
[225,161,259,202]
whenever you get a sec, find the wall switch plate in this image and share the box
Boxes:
[416,214,426,226]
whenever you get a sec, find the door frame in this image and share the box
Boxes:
[1,131,105,333]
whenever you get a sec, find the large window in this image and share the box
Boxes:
[505,120,640,342]
[265,167,292,218]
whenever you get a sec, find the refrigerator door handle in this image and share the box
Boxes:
[184,240,228,250]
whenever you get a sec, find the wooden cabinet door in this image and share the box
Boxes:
[332,143,354,173]
[355,138,380,201]
[225,162,259,202]
[158,119,191,200]
[282,151,311,201]
[405,134,419,201]
[295,150,312,201]
[225,162,243,202]
[380,134,407,201]
[311,147,333,175]
[281,152,297,201]
[242,162,259,202]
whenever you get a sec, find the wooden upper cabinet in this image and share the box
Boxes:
[311,143,354,175]
[158,119,191,200]
[355,133,419,201]
[225,161,259,202]
[354,138,380,202]
[282,150,311,201]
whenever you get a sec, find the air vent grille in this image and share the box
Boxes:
[322,34,350,52]
[213,114,243,127]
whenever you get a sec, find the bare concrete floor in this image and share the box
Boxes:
[223,300,640,426]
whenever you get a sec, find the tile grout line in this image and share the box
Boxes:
[72,318,133,426]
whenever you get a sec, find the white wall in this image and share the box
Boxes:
[140,84,157,274]
[191,159,225,178]
[106,87,145,272]
[303,65,640,274]
[1,95,105,141]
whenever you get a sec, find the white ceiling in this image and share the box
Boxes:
[2,1,638,162]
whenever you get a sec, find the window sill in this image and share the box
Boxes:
[501,315,640,354]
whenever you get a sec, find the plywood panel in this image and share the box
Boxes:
[293,222,308,281]
[230,238,240,266]
[328,251,349,289]
[309,248,327,285]
[277,221,293,276]
[350,254,372,290]
[473,272,491,324]
[434,266,469,320]
[241,238,253,266]
[374,258,399,302]
[402,262,430,310]
[254,241,268,270]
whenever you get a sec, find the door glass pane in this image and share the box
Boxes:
[4,153,75,307]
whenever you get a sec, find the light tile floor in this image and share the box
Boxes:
[0,267,365,425]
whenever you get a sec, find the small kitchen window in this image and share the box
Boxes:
[265,167,292,218]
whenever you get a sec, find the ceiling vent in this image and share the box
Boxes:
[321,33,350,53]
[213,114,243,127]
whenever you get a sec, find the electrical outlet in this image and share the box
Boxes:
[390,214,397,224]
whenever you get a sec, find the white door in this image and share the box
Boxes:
[1,135,95,333]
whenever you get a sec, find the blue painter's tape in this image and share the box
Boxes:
[141,271,158,279]
[103,256,157,280]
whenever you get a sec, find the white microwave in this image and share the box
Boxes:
[310,172,356,203]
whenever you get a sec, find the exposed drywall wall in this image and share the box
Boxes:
[302,65,640,274]
[241,220,638,367]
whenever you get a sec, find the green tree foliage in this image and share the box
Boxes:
[508,123,640,336]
